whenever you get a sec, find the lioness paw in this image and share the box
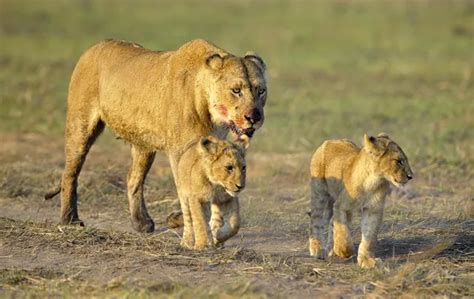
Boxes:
[131,217,155,233]
[60,217,85,227]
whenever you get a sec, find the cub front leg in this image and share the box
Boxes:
[179,196,194,249]
[189,199,212,250]
[211,197,240,246]
[331,199,355,258]
[358,205,384,269]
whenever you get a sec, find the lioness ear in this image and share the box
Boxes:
[206,54,224,70]
[245,51,266,71]
[199,136,219,156]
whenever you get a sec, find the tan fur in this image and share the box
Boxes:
[49,39,266,231]
[177,136,246,250]
[309,133,413,268]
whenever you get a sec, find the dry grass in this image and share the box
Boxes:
[1,0,473,297]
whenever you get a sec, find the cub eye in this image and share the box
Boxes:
[242,165,246,171]
[396,160,403,167]
[231,87,241,95]
[257,87,266,96]
[225,165,234,172]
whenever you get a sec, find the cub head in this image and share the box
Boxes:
[199,136,247,197]
[205,52,267,142]
[363,133,413,187]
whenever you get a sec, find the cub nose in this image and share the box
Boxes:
[244,109,262,124]
[407,174,413,180]
[235,184,244,190]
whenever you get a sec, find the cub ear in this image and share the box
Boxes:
[199,135,219,156]
[206,53,224,70]
[377,132,390,139]
[245,51,266,71]
[363,134,386,156]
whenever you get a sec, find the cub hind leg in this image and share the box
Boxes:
[309,177,332,259]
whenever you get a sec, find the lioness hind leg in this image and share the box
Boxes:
[127,145,156,233]
[60,117,104,225]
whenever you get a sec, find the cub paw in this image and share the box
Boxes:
[166,210,183,229]
[309,238,326,259]
[180,239,194,249]
[193,243,212,251]
[357,255,382,269]
[332,243,354,258]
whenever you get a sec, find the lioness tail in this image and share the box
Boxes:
[44,182,61,200]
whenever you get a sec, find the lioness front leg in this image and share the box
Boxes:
[211,197,240,246]
[358,205,384,269]
[127,145,156,233]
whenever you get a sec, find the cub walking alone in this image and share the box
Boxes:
[309,133,413,268]
[177,136,246,250]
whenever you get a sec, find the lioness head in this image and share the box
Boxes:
[364,133,413,187]
[205,52,267,141]
[199,136,246,197]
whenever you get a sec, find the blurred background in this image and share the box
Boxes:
[1,0,472,175]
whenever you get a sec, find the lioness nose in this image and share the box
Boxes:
[407,174,413,180]
[245,109,262,124]
[236,184,244,190]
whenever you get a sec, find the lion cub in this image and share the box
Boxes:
[177,136,246,250]
[309,133,413,268]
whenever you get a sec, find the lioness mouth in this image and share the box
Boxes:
[229,121,255,139]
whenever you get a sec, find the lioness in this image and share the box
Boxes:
[309,133,413,268]
[45,39,267,232]
[177,136,246,250]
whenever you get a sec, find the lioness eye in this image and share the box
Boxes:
[396,160,403,166]
[232,88,241,94]
[225,165,234,172]
[242,165,246,171]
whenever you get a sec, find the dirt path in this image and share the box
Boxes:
[1,133,472,297]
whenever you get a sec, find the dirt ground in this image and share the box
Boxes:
[0,133,472,298]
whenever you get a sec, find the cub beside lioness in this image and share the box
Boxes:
[309,133,413,268]
[177,136,246,250]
